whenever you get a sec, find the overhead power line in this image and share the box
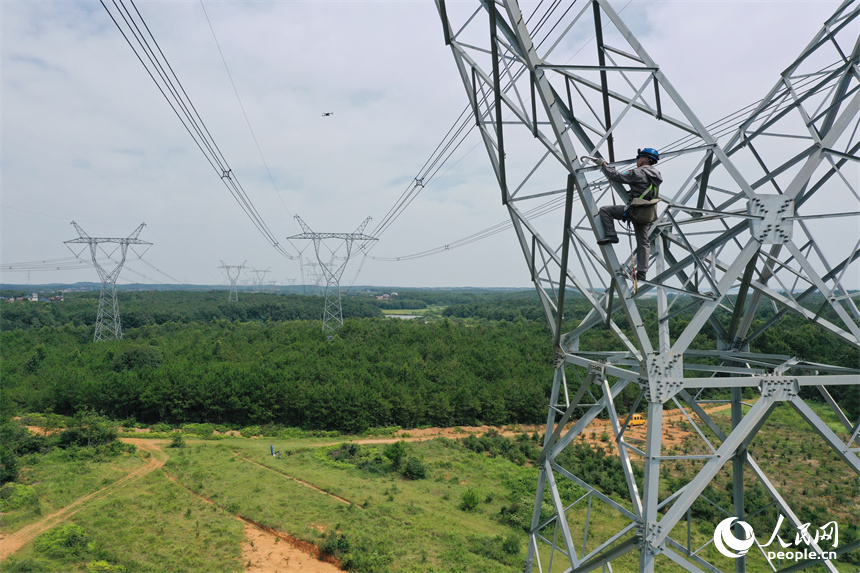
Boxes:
[365,83,801,264]
[198,0,292,219]
[0,256,105,273]
[362,0,843,267]
[366,195,568,262]
[99,0,294,260]
[363,0,624,252]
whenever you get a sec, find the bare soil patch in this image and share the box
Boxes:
[161,451,344,572]
[353,403,731,453]
[241,520,341,573]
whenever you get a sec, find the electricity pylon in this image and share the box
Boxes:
[250,268,271,292]
[436,1,859,571]
[299,258,323,294]
[219,260,246,302]
[288,216,377,338]
[65,221,151,341]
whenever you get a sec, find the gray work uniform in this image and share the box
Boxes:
[599,163,663,277]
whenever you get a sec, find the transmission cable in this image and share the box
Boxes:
[100,0,293,260]
[198,0,292,219]
[364,0,597,246]
[361,0,828,269]
[0,257,105,273]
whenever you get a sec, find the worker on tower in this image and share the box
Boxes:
[595,148,662,283]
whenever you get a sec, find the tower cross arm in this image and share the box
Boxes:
[64,222,151,245]
[287,232,378,241]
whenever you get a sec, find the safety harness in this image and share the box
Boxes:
[622,181,659,222]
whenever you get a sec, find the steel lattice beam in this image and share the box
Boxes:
[435,1,860,571]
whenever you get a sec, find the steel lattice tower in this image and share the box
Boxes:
[436,1,860,571]
[250,268,271,292]
[65,221,151,341]
[288,216,377,338]
[219,260,246,302]
[300,258,324,294]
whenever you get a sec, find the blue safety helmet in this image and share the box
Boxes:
[637,148,659,164]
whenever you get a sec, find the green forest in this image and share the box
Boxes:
[1,288,858,432]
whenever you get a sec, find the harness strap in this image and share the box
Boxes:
[638,182,658,200]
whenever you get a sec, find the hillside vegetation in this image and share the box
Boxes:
[1,288,858,572]
[2,407,858,572]
[2,289,857,428]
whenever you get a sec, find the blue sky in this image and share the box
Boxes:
[1,0,847,288]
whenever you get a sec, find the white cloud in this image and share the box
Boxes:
[1,0,851,288]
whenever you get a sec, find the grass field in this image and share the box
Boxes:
[2,402,858,573]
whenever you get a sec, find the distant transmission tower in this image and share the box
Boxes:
[288,216,377,337]
[437,2,859,572]
[299,258,323,294]
[219,261,246,302]
[65,221,151,341]
[250,268,271,292]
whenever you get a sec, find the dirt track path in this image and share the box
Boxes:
[2,407,734,569]
[344,402,734,449]
[242,521,341,573]
[0,439,165,560]
[1,438,343,572]
[163,456,343,572]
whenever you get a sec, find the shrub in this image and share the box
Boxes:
[459,431,539,465]
[357,454,388,475]
[502,532,520,555]
[1,445,19,484]
[58,411,117,449]
[1,419,47,456]
[169,434,186,448]
[86,561,125,573]
[401,456,426,480]
[459,488,480,511]
[0,483,40,513]
[180,423,214,437]
[320,531,350,557]
[341,550,393,572]
[241,425,262,437]
[35,524,91,558]
[3,557,51,572]
[466,533,521,566]
[329,443,362,462]
[383,441,408,471]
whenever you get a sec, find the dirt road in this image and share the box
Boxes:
[1,439,342,572]
[348,402,733,450]
[0,439,164,559]
[2,406,733,571]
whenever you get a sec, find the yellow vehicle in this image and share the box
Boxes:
[629,413,646,427]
